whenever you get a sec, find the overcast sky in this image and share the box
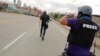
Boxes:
[0,0,100,15]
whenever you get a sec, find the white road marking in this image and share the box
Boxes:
[52,22,67,37]
[3,32,27,50]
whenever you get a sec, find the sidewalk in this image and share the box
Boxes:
[94,37,100,49]
[52,19,100,49]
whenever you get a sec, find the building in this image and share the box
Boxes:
[14,0,16,5]
[23,3,27,8]
[31,7,42,16]
[16,0,21,7]
[0,2,8,10]
[7,3,16,10]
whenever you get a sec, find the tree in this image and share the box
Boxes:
[53,12,61,20]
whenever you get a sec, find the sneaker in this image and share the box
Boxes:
[40,34,42,37]
[42,36,44,41]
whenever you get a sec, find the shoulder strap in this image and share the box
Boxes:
[93,37,96,55]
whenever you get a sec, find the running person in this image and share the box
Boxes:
[40,11,50,40]
[59,6,99,56]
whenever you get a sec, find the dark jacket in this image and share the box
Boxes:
[40,12,50,24]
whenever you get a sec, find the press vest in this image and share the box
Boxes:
[68,19,98,48]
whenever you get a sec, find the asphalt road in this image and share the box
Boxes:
[0,12,100,56]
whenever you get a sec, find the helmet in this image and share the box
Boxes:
[78,6,92,15]
[42,11,47,15]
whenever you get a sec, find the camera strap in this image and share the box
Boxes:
[93,38,96,55]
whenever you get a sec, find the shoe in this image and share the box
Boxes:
[40,34,42,37]
[42,36,44,41]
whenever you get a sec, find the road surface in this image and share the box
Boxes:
[0,12,100,56]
